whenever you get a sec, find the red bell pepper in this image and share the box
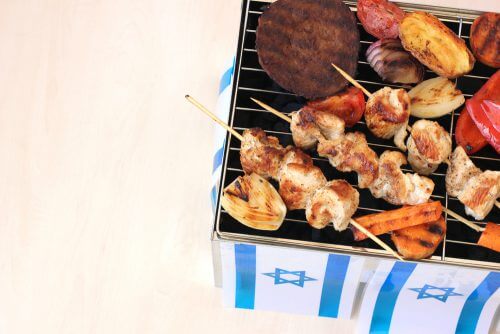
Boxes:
[466,99,500,153]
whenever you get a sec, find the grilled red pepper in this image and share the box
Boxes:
[466,99,500,153]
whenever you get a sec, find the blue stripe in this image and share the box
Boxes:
[455,272,500,334]
[210,185,217,213]
[219,65,234,94]
[369,262,418,333]
[212,144,225,172]
[318,254,350,318]
[234,244,256,309]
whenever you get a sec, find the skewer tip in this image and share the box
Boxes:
[185,94,190,99]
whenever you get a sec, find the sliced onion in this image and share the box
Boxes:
[366,39,425,84]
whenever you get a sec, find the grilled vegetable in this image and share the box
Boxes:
[221,173,286,231]
[470,13,500,68]
[399,12,475,78]
[455,70,500,154]
[366,39,424,84]
[478,222,500,252]
[356,0,405,39]
[391,216,446,260]
[408,77,465,118]
[307,87,365,127]
[351,201,443,241]
[466,99,500,154]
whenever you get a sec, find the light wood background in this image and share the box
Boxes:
[0,1,497,333]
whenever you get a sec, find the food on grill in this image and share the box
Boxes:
[407,120,452,175]
[356,0,405,39]
[446,146,500,220]
[399,11,475,78]
[305,180,359,230]
[391,216,446,260]
[470,13,500,68]
[445,146,481,197]
[369,151,434,205]
[477,222,500,252]
[366,39,424,84]
[455,71,500,154]
[240,128,285,179]
[364,87,411,151]
[318,132,379,189]
[352,201,443,241]
[278,148,327,210]
[408,77,465,119]
[290,107,345,150]
[307,87,366,127]
[466,99,500,154]
[255,0,360,99]
[221,173,287,231]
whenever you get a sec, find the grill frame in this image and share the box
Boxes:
[212,0,500,271]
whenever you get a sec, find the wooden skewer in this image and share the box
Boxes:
[187,94,402,260]
[251,98,292,123]
[350,219,405,261]
[496,201,500,210]
[331,63,373,98]
[185,95,243,141]
[442,207,485,232]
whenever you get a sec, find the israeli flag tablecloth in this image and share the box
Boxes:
[357,260,500,334]
[221,242,365,319]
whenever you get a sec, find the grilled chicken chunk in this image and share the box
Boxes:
[369,151,434,205]
[407,120,452,175]
[445,146,481,197]
[365,87,411,151]
[458,170,500,220]
[305,180,359,231]
[392,216,446,260]
[241,128,285,179]
[278,147,327,210]
[290,107,345,150]
[317,132,379,188]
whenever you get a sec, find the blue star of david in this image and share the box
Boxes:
[262,268,317,287]
[409,284,463,302]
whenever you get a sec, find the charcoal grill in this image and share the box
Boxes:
[211,0,500,285]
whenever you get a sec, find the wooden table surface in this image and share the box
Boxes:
[0,1,497,333]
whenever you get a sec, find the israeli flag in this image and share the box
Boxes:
[221,242,365,319]
[357,261,500,334]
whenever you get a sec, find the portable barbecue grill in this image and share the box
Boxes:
[211,0,500,287]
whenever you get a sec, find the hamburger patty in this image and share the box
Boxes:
[256,0,360,99]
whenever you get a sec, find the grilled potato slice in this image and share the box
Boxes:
[470,13,500,68]
[221,173,286,231]
[399,12,475,78]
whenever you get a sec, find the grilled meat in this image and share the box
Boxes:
[369,151,434,205]
[240,128,285,179]
[445,146,481,197]
[317,132,379,188]
[305,180,359,230]
[365,87,411,151]
[458,170,500,220]
[407,120,452,175]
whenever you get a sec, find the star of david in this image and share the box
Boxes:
[409,284,463,302]
[262,268,317,287]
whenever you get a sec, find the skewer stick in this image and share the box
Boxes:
[185,95,243,141]
[442,207,485,232]
[251,98,292,123]
[187,94,402,260]
[350,219,405,261]
[495,201,500,210]
[331,63,373,98]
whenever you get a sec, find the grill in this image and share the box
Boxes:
[213,0,500,271]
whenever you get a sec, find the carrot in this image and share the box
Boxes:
[477,222,500,253]
[351,201,443,241]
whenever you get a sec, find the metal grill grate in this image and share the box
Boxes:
[214,0,500,270]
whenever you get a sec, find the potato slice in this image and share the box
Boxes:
[221,173,286,231]
[399,12,475,78]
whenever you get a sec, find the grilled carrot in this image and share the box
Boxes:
[391,216,446,260]
[351,201,443,241]
[477,222,500,253]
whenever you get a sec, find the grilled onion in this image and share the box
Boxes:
[408,77,465,118]
[220,173,286,230]
[366,39,424,84]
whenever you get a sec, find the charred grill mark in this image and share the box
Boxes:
[226,180,249,202]
[419,240,434,248]
[428,223,444,235]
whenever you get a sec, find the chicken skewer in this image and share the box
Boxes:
[186,94,404,261]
